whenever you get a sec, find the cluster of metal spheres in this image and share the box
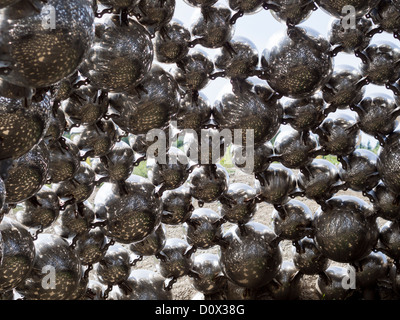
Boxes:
[2,0,400,300]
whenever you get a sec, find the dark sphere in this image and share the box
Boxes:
[313,196,379,263]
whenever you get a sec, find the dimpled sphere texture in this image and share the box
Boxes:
[0,0,400,302]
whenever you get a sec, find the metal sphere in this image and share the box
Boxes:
[155,20,191,64]
[268,0,315,25]
[191,6,234,49]
[3,142,49,204]
[94,176,162,244]
[95,244,131,286]
[273,129,318,169]
[157,238,194,279]
[213,81,282,146]
[316,266,355,300]
[214,37,259,80]
[220,183,257,224]
[219,221,282,289]
[190,253,226,295]
[0,0,95,88]
[129,224,166,257]
[377,131,400,194]
[74,228,108,266]
[292,237,330,275]
[360,42,400,86]
[255,163,297,205]
[16,187,59,230]
[185,208,222,249]
[283,94,325,132]
[0,93,51,161]
[272,199,313,242]
[373,181,400,221]
[80,14,153,92]
[313,196,379,263]
[0,217,35,293]
[315,112,360,156]
[161,186,193,225]
[54,163,96,205]
[47,138,80,183]
[16,233,81,300]
[322,65,365,112]
[261,26,333,98]
[231,141,273,174]
[188,164,229,204]
[109,65,179,135]
[55,202,95,238]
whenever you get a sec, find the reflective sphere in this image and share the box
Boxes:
[113,269,172,300]
[378,221,400,262]
[16,234,81,300]
[191,253,226,295]
[261,26,333,98]
[55,202,95,238]
[129,225,166,257]
[213,81,282,146]
[355,252,389,289]
[16,187,59,230]
[109,66,179,135]
[0,93,51,160]
[268,0,315,25]
[191,6,234,49]
[316,266,355,300]
[214,37,259,80]
[273,129,318,169]
[360,42,400,86]
[272,199,312,242]
[322,65,365,112]
[292,237,330,275]
[4,142,49,204]
[75,228,108,266]
[231,141,273,174]
[354,94,398,142]
[157,238,194,279]
[260,261,302,300]
[339,149,380,192]
[373,181,400,221]
[80,14,153,92]
[174,50,214,92]
[161,186,193,225]
[220,221,282,289]
[96,244,131,286]
[220,183,257,224]
[155,20,191,64]
[315,112,359,156]
[94,176,162,244]
[328,18,372,54]
[283,95,325,132]
[0,217,35,293]
[188,165,229,203]
[54,163,96,205]
[313,196,379,263]
[377,131,400,194]
[0,0,95,88]
[185,208,222,249]
[255,163,297,205]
